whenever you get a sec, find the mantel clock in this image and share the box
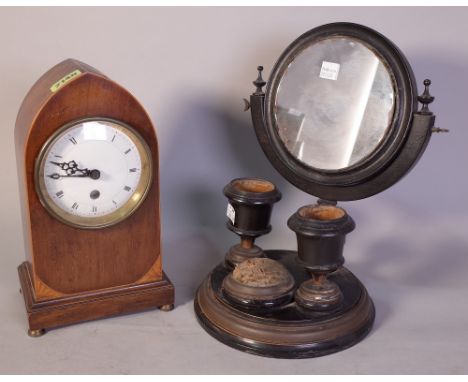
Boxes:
[15,59,174,336]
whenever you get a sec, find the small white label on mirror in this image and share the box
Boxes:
[226,203,235,224]
[319,61,340,80]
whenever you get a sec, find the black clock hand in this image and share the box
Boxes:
[47,172,95,179]
[47,170,100,179]
[48,172,85,179]
[49,160,79,172]
[50,160,85,175]
[49,160,100,179]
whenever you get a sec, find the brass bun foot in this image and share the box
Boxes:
[159,304,174,312]
[195,250,375,359]
[28,329,46,337]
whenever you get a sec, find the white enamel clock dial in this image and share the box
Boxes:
[35,118,152,228]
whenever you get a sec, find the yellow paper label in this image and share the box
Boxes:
[50,69,82,93]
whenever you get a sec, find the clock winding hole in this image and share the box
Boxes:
[90,190,100,200]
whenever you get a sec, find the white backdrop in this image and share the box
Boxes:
[0,7,467,374]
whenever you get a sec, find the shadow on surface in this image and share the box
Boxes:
[159,98,288,306]
[158,51,468,322]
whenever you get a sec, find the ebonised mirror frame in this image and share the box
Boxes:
[252,22,439,201]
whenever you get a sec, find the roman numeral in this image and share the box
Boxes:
[129,168,137,173]
[69,137,77,145]
[112,200,117,206]
[71,202,79,210]
[111,134,116,142]
[92,206,97,213]
[123,186,131,192]
[124,148,131,154]
[56,190,64,198]
[54,155,63,158]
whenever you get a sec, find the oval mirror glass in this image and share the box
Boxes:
[275,36,396,170]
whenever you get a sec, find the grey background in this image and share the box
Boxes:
[0,7,467,374]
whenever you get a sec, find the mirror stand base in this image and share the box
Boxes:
[195,250,374,359]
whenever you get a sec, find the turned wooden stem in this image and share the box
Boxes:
[240,237,254,249]
[311,272,327,285]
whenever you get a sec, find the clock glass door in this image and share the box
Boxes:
[35,118,152,229]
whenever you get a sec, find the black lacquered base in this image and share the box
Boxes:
[194,250,375,359]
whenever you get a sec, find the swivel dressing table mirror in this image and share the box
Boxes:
[195,22,445,358]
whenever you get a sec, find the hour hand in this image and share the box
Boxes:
[48,159,95,177]
[49,160,77,171]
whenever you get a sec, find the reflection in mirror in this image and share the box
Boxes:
[275,37,395,170]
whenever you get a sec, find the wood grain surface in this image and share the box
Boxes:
[15,59,172,330]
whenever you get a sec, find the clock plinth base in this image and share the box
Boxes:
[194,250,374,359]
[18,262,174,335]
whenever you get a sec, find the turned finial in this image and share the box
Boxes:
[417,79,434,115]
[253,66,266,94]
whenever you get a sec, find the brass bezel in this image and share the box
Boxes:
[35,117,153,229]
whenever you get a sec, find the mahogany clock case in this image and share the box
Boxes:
[15,59,174,335]
[194,22,441,358]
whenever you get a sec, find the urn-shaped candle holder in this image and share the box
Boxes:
[223,177,281,267]
[288,203,355,310]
